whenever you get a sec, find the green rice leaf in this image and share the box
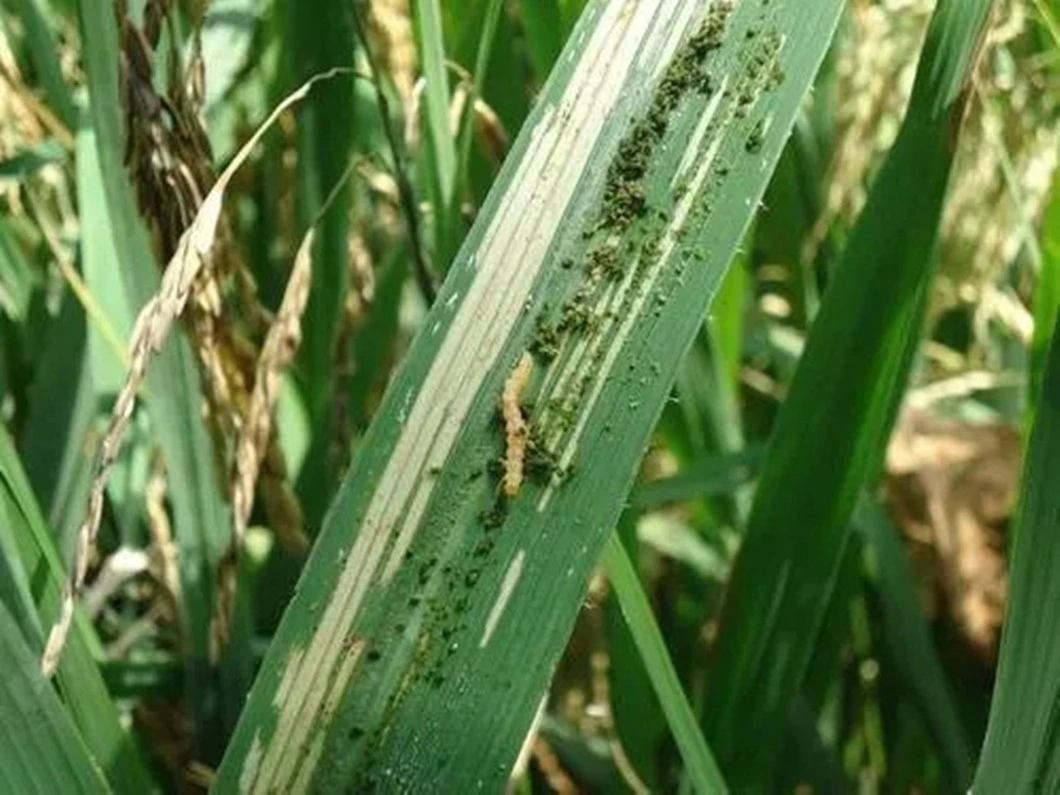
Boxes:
[974,318,1060,791]
[1032,175,1060,400]
[0,139,67,179]
[858,500,973,789]
[606,516,666,789]
[0,425,153,792]
[283,0,357,529]
[75,122,133,394]
[20,290,95,564]
[604,532,727,793]
[0,599,109,795]
[413,0,457,205]
[0,217,38,323]
[629,446,762,512]
[700,0,994,788]
[12,0,77,129]
[216,1,844,789]
[519,0,564,83]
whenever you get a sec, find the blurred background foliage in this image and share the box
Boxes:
[0,0,1058,791]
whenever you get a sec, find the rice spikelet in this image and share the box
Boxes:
[210,229,314,659]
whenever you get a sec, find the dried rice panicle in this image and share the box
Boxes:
[40,68,351,677]
[211,229,314,659]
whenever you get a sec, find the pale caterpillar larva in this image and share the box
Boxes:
[501,353,534,498]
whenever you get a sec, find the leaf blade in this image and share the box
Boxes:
[604,532,727,794]
[700,0,994,788]
[0,599,109,795]
[0,425,152,792]
[216,1,844,789]
[414,0,458,204]
[974,318,1060,791]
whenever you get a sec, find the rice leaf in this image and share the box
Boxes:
[0,425,153,791]
[20,290,94,563]
[413,0,457,206]
[700,0,995,788]
[282,0,357,529]
[0,599,108,795]
[519,0,564,83]
[857,500,973,789]
[1032,175,1060,400]
[346,248,407,434]
[629,446,762,512]
[0,139,67,179]
[448,0,504,258]
[606,517,667,790]
[75,122,134,394]
[0,459,45,648]
[974,318,1060,791]
[12,0,77,130]
[0,217,37,323]
[604,532,727,793]
[216,1,844,789]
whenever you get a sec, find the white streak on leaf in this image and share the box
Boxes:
[240,2,686,789]
[240,736,263,793]
[481,551,526,648]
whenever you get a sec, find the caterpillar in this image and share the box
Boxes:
[501,353,534,498]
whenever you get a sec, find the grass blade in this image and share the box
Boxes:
[12,0,77,130]
[0,217,38,323]
[606,518,667,789]
[413,0,457,205]
[0,138,66,178]
[1032,175,1060,400]
[449,0,504,253]
[216,1,844,789]
[0,459,46,648]
[629,445,762,512]
[519,0,564,83]
[858,500,973,789]
[0,426,153,791]
[700,0,994,788]
[604,532,727,794]
[0,599,108,795]
[282,0,356,529]
[20,291,94,562]
[974,318,1060,790]
[75,121,134,394]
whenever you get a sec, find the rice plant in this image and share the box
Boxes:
[0,0,1058,792]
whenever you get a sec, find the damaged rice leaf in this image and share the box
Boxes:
[215,0,844,790]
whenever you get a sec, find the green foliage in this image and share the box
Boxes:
[216,1,844,789]
[0,0,1057,790]
[701,2,994,789]
[604,531,726,793]
[0,426,152,791]
[0,600,108,794]
[975,319,1060,790]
